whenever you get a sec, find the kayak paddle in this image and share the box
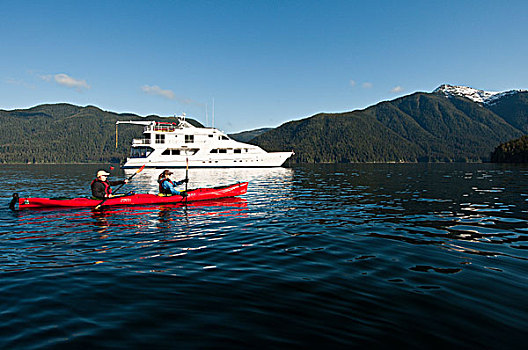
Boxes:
[185,158,189,191]
[95,165,145,209]
[184,158,189,203]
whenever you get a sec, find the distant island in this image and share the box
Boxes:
[1,84,527,164]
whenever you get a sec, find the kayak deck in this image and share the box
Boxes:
[16,182,248,209]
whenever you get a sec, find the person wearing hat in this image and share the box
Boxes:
[91,169,129,199]
[158,170,188,196]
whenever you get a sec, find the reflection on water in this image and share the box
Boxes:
[0,163,527,348]
[3,197,248,273]
[125,167,294,193]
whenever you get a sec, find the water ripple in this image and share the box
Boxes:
[0,164,527,348]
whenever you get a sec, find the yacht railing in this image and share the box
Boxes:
[152,125,177,132]
[132,138,151,145]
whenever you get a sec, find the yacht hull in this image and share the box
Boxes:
[122,152,293,168]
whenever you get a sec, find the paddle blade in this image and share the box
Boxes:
[137,164,146,174]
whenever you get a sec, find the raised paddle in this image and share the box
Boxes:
[184,158,189,203]
[95,165,145,209]
[185,158,189,192]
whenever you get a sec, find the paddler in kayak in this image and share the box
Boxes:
[91,170,129,199]
[158,170,188,196]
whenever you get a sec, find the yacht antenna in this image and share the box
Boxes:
[212,98,215,128]
[174,113,186,123]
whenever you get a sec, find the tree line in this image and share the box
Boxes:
[1,91,528,165]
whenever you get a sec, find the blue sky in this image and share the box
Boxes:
[1,0,527,133]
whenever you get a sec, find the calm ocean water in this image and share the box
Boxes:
[0,163,526,348]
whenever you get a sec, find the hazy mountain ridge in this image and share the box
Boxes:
[228,128,272,143]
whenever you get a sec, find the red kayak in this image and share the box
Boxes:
[13,182,248,209]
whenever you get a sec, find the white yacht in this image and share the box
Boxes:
[117,116,294,168]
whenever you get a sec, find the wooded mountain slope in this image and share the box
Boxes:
[490,135,528,163]
[1,88,527,164]
[0,104,201,164]
[252,91,528,162]
[228,128,271,143]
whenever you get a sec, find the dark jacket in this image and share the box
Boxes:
[91,179,125,199]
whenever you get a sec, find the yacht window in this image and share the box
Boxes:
[130,146,154,158]
[234,149,241,153]
[183,149,199,155]
[162,149,181,156]
[209,134,213,138]
[141,133,151,144]
[219,136,230,140]
[210,149,218,153]
[156,134,165,144]
[219,149,227,154]
[185,135,194,143]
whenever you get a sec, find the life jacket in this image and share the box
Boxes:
[91,179,112,197]
[158,178,174,195]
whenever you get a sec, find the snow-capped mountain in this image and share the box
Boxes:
[434,84,526,105]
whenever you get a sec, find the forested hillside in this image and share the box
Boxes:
[0,104,201,164]
[252,91,528,163]
[1,87,527,164]
[487,93,528,133]
[228,128,271,143]
[490,135,528,163]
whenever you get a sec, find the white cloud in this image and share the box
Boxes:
[362,82,373,89]
[142,85,175,100]
[39,73,90,91]
[349,80,356,87]
[54,73,90,90]
[390,86,404,93]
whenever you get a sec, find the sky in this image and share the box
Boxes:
[1,0,527,133]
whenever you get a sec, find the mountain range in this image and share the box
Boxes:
[251,84,528,162]
[0,84,527,164]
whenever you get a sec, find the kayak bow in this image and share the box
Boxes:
[16,182,248,210]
